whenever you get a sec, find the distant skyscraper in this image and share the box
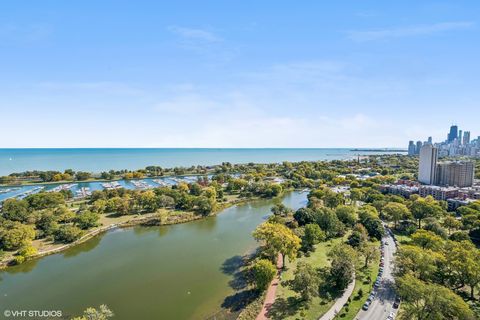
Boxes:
[408,141,416,156]
[459,130,463,144]
[418,144,438,185]
[448,125,458,143]
[427,137,433,144]
[416,141,423,155]
[463,131,471,145]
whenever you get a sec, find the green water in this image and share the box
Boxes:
[0,192,307,320]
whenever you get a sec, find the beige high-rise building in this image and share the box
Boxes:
[418,144,438,185]
[435,161,475,187]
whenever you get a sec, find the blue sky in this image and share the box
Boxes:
[0,1,479,148]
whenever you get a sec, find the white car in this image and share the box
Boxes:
[387,312,396,320]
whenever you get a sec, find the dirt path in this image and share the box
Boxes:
[256,253,283,320]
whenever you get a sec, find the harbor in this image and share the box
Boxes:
[0,174,211,203]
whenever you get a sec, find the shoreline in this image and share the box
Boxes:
[0,172,213,188]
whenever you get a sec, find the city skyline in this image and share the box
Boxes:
[1,1,480,147]
[408,124,479,158]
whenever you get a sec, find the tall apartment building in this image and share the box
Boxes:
[435,161,475,188]
[418,144,438,185]
[416,141,423,154]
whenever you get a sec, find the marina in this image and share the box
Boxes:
[0,187,20,194]
[101,181,122,190]
[130,180,152,190]
[75,187,92,199]
[48,183,77,193]
[16,186,45,200]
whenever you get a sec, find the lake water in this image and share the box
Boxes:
[0,148,405,176]
[0,191,308,320]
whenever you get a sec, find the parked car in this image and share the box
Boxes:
[393,296,401,309]
[362,302,370,311]
[387,312,396,320]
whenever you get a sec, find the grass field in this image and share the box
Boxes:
[268,237,345,320]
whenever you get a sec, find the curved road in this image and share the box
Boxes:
[355,227,397,320]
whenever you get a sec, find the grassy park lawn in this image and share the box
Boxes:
[333,245,380,320]
[268,237,345,320]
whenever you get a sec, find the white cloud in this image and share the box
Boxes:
[348,21,475,42]
[167,26,221,42]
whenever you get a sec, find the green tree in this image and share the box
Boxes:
[26,192,65,210]
[383,202,411,229]
[328,244,356,290]
[251,259,277,292]
[1,198,30,222]
[75,171,91,181]
[54,225,84,243]
[195,196,215,215]
[316,207,345,239]
[36,210,60,236]
[74,210,100,229]
[396,274,474,320]
[444,240,480,299]
[411,230,444,251]
[271,203,292,217]
[335,205,357,227]
[289,262,320,301]
[0,222,36,250]
[293,208,316,226]
[348,223,369,248]
[157,195,175,208]
[303,224,326,251]
[410,196,444,229]
[359,242,379,268]
[442,216,461,235]
[139,190,158,212]
[253,222,301,268]
[395,245,443,282]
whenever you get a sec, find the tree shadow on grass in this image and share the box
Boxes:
[267,296,306,320]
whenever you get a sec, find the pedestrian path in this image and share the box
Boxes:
[256,254,283,320]
[318,274,356,320]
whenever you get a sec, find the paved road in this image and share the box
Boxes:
[355,228,397,320]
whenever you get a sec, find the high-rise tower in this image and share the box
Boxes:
[418,144,438,185]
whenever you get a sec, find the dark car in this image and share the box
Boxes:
[362,302,370,311]
[393,296,401,309]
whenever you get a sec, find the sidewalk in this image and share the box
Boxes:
[256,254,283,320]
[318,274,356,320]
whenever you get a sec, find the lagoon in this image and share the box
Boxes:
[0,191,307,320]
